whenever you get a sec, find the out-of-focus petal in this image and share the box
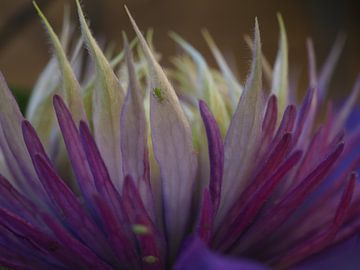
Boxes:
[174,237,269,270]
[202,30,243,105]
[271,14,289,112]
[293,236,360,270]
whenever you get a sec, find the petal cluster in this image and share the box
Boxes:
[0,2,359,270]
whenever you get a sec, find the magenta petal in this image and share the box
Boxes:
[42,213,113,270]
[174,237,269,270]
[53,95,98,212]
[199,100,224,213]
[0,174,40,224]
[122,175,164,270]
[79,121,123,214]
[32,154,116,264]
[197,188,214,243]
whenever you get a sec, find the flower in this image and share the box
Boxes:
[0,1,359,269]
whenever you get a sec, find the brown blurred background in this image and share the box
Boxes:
[0,0,360,98]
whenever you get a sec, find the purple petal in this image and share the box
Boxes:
[42,213,113,270]
[53,95,98,213]
[293,236,360,270]
[22,120,51,164]
[174,237,269,270]
[214,133,294,245]
[199,100,224,213]
[0,174,41,224]
[0,207,93,269]
[272,104,297,146]
[79,121,140,266]
[237,142,344,253]
[32,153,115,264]
[332,76,360,135]
[277,172,356,268]
[218,150,303,252]
[197,188,214,243]
[79,121,123,215]
[92,194,139,268]
[261,95,278,142]
[122,175,164,270]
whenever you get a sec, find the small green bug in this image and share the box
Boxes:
[152,87,164,102]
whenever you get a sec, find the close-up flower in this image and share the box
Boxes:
[0,1,359,269]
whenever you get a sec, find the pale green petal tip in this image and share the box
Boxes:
[272,13,289,112]
[246,17,262,94]
[33,1,85,122]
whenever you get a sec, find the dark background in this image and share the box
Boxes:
[0,0,359,98]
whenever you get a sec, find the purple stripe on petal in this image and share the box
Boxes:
[0,223,66,270]
[32,153,115,264]
[261,95,278,146]
[53,95,97,212]
[22,120,52,165]
[0,244,58,270]
[122,175,164,270]
[92,194,139,269]
[126,8,198,256]
[42,213,113,270]
[0,174,41,224]
[218,150,302,252]
[0,207,89,269]
[80,120,140,267]
[197,188,214,243]
[199,100,224,213]
[272,104,296,146]
[214,133,293,245]
[79,121,127,222]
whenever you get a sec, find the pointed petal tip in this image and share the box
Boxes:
[52,94,63,107]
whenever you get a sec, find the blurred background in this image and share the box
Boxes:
[0,0,359,100]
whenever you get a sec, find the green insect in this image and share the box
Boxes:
[152,87,164,102]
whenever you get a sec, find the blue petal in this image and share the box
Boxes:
[174,237,269,270]
[346,106,360,131]
[293,236,360,270]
